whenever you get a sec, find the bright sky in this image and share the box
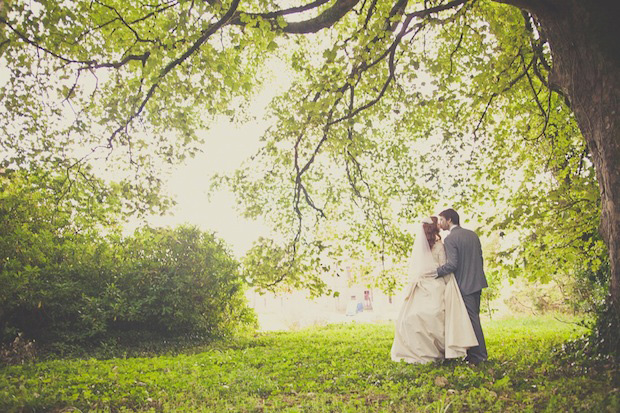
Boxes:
[136,117,271,258]
[128,60,292,258]
[0,54,286,259]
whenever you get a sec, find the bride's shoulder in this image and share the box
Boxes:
[432,238,444,250]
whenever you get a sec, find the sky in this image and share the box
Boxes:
[0,58,271,258]
[127,61,292,258]
[135,116,271,258]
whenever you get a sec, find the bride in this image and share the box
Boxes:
[391,216,478,363]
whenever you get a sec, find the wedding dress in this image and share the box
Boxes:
[391,229,478,363]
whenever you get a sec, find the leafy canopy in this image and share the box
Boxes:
[0,1,602,298]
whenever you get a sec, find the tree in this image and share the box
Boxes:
[503,0,620,313]
[1,0,618,316]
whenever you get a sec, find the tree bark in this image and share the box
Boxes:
[527,0,620,313]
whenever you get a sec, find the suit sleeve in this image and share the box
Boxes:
[437,235,458,277]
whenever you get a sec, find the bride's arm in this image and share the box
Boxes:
[434,241,447,266]
[437,237,458,277]
[438,243,451,284]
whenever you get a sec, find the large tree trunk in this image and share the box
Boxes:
[528,0,620,313]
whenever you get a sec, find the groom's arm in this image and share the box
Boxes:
[436,236,458,277]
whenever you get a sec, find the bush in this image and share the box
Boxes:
[0,170,256,352]
[0,169,112,345]
[109,226,257,338]
[566,296,620,364]
[0,225,256,350]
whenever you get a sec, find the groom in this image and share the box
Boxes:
[433,208,488,364]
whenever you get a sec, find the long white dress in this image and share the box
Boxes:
[391,240,478,363]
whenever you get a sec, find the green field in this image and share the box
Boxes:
[1,315,617,412]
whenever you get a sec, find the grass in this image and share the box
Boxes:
[1,314,618,412]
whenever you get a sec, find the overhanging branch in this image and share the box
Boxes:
[106,0,241,146]
[230,0,361,34]
[490,0,548,13]
[407,0,468,18]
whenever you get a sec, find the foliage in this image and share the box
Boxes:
[480,232,502,318]
[0,1,611,308]
[566,297,620,365]
[241,236,331,297]
[1,0,271,213]
[0,169,256,349]
[113,225,257,338]
[0,316,617,411]
[0,167,123,344]
[219,0,605,308]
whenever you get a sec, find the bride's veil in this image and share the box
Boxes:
[407,218,437,281]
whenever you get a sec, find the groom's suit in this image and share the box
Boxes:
[436,225,488,363]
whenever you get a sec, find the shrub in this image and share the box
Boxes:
[0,170,256,352]
[0,169,114,345]
[110,226,257,338]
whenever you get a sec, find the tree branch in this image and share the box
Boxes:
[0,14,152,70]
[406,0,468,19]
[0,15,97,66]
[93,0,157,44]
[284,0,359,33]
[286,0,466,254]
[106,0,241,146]
[242,0,330,19]
[363,0,379,30]
[490,0,550,14]
[521,54,546,116]
[327,0,471,126]
[329,17,424,125]
[230,0,360,34]
[72,1,179,46]
[473,51,536,138]
[520,11,572,109]
[447,29,464,78]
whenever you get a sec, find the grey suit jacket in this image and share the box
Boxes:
[437,226,488,296]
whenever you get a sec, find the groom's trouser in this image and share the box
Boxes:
[461,291,487,362]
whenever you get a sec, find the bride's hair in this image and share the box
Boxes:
[424,216,441,249]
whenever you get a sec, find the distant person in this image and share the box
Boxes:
[346,296,358,316]
[363,290,373,310]
[391,216,478,364]
[434,208,488,364]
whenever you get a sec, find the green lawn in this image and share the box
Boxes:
[1,315,618,412]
